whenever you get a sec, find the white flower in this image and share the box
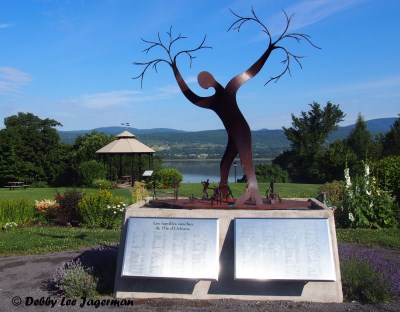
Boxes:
[344,168,352,188]
[364,163,370,177]
[113,211,117,214]
[107,205,111,209]
[117,205,121,208]
[349,213,355,222]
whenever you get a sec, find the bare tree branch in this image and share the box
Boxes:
[133,27,211,88]
[228,7,320,85]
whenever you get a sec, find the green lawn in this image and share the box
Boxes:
[0,187,133,205]
[0,226,120,256]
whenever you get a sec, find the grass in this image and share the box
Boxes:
[337,228,400,248]
[0,187,133,205]
[0,226,120,256]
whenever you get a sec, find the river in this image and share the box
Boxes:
[162,159,271,183]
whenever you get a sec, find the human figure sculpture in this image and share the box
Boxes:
[134,8,318,207]
[201,179,210,198]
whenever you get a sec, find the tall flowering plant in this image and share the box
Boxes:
[341,163,398,229]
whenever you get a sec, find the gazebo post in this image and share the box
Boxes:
[119,154,123,179]
[131,155,134,187]
[109,154,113,181]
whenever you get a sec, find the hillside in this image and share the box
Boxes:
[58,117,396,159]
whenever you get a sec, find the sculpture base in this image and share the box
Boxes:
[114,199,343,303]
[147,197,320,210]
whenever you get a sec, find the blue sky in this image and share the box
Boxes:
[1,0,399,131]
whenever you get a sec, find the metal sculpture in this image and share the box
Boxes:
[134,8,318,206]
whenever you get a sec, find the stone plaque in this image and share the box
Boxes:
[122,217,219,279]
[234,218,336,281]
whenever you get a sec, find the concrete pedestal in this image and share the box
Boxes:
[114,199,343,303]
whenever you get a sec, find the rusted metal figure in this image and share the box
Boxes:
[134,9,318,207]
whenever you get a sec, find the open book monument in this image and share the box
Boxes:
[114,8,343,303]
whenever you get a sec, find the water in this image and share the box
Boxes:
[162,159,270,183]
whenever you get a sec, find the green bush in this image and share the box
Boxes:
[91,179,115,189]
[0,199,35,228]
[77,160,107,187]
[55,189,84,226]
[255,163,290,183]
[341,258,392,304]
[78,189,125,229]
[373,156,400,205]
[339,164,398,229]
[54,259,97,298]
[154,168,182,188]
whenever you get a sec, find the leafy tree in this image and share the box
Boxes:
[0,112,62,184]
[72,131,115,166]
[346,114,373,160]
[277,102,345,182]
[320,140,356,182]
[381,114,400,156]
[255,163,290,183]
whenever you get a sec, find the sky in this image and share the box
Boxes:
[0,0,399,132]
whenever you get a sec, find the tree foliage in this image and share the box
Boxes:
[255,164,290,183]
[346,114,373,160]
[0,112,63,184]
[277,102,345,183]
[381,114,400,156]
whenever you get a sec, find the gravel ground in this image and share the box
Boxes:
[0,247,399,312]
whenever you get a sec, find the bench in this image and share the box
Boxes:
[4,182,30,190]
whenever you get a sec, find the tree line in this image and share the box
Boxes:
[0,106,398,188]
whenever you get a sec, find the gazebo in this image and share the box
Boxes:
[95,131,155,186]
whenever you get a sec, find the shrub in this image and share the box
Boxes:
[52,245,118,296]
[78,189,125,229]
[76,245,118,294]
[55,189,84,226]
[373,156,400,205]
[341,258,392,304]
[340,243,399,302]
[34,199,59,224]
[132,181,148,203]
[153,168,182,188]
[91,179,115,189]
[255,163,290,183]
[0,199,35,228]
[53,259,97,298]
[77,160,107,187]
[339,164,398,229]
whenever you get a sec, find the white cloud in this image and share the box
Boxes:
[315,75,400,96]
[284,0,362,30]
[0,67,31,93]
[78,90,142,108]
[0,23,11,29]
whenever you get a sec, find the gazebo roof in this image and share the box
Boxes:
[95,131,155,154]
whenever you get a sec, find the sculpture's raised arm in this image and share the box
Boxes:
[134,27,215,109]
[226,8,319,94]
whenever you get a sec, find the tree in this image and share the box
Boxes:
[381,114,400,156]
[278,102,345,182]
[0,112,63,184]
[255,163,290,183]
[134,8,318,206]
[346,113,373,159]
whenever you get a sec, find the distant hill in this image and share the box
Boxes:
[58,117,396,159]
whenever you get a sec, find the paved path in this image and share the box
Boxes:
[0,248,399,312]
